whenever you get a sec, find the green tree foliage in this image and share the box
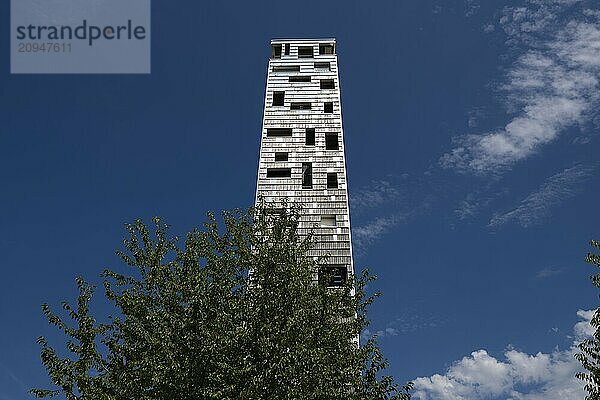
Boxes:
[33,205,412,400]
[577,239,600,400]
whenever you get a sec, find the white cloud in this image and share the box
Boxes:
[441,1,600,173]
[412,310,594,400]
[574,309,595,338]
[488,164,594,227]
[353,215,401,251]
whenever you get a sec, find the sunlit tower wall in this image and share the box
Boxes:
[255,38,355,287]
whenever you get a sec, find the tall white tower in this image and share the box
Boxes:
[255,38,354,286]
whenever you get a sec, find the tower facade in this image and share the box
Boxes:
[255,38,354,286]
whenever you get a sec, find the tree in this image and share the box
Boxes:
[576,239,600,400]
[32,204,412,399]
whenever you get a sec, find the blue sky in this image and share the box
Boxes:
[1,0,599,399]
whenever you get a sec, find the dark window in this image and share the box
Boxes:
[327,173,338,189]
[320,215,336,227]
[267,128,292,137]
[289,76,311,83]
[302,163,312,188]
[267,168,291,178]
[324,102,333,113]
[273,65,300,72]
[273,91,285,106]
[298,46,314,58]
[319,266,347,287]
[325,133,339,150]
[314,62,331,71]
[271,44,282,59]
[275,152,288,161]
[291,102,311,110]
[305,128,315,145]
[319,43,335,55]
[265,208,285,215]
[285,43,290,55]
[320,79,335,89]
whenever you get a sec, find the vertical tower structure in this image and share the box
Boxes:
[255,38,354,286]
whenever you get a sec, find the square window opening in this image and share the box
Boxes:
[273,91,285,106]
[271,44,282,59]
[319,266,347,287]
[267,168,291,178]
[291,102,312,110]
[302,163,313,189]
[314,62,331,71]
[325,133,339,150]
[273,65,300,72]
[267,128,292,137]
[327,173,338,189]
[306,128,315,146]
[320,79,335,89]
[319,43,335,55]
[265,207,285,215]
[298,46,314,58]
[275,152,288,162]
[320,215,336,227]
[324,102,333,113]
[289,75,311,83]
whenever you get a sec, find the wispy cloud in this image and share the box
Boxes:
[412,309,593,400]
[350,175,435,254]
[350,178,404,215]
[464,0,480,18]
[353,215,403,253]
[352,202,432,254]
[361,309,448,341]
[0,362,28,400]
[454,186,507,222]
[454,195,481,220]
[488,164,595,228]
[467,107,487,129]
[441,1,600,174]
[536,267,563,279]
[483,23,495,33]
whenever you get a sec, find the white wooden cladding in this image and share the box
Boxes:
[255,39,355,280]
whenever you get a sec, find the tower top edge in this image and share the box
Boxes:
[270,38,336,44]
